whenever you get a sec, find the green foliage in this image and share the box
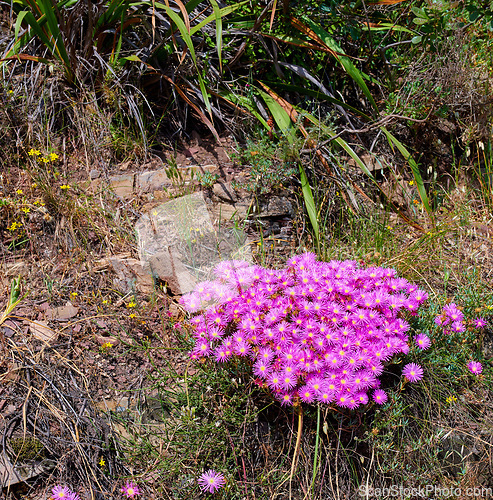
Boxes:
[231,138,297,195]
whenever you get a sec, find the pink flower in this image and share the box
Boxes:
[121,481,141,498]
[467,361,483,375]
[415,333,431,350]
[402,363,424,382]
[372,389,388,404]
[198,470,226,493]
[474,318,487,328]
[51,486,72,499]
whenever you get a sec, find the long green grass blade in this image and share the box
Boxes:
[381,127,432,216]
[299,16,378,112]
[189,2,246,35]
[299,163,320,250]
[271,82,371,119]
[257,88,296,143]
[256,88,319,247]
[163,5,212,118]
[210,0,223,73]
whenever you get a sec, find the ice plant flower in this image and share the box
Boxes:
[467,361,483,375]
[51,485,71,499]
[402,363,424,382]
[415,333,431,350]
[372,389,388,404]
[121,481,141,497]
[474,318,487,329]
[182,254,428,408]
[198,470,226,493]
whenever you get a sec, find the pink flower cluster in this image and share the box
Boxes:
[181,253,428,408]
[434,303,466,334]
[434,302,487,376]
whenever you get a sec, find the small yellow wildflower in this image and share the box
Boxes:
[446,395,457,404]
[127,301,136,308]
[70,292,78,298]
[7,90,13,95]
[102,342,113,349]
[408,180,414,186]
[21,207,30,214]
[129,313,136,319]
[31,182,38,188]
[102,299,109,305]
[41,157,50,163]
[7,222,21,231]
[60,184,71,190]
[28,149,41,156]
[16,189,23,195]
[49,152,59,161]
[99,457,106,467]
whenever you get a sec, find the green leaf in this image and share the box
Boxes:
[299,16,378,112]
[257,88,296,143]
[299,164,320,250]
[164,5,212,118]
[190,1,247,35]
[210,0,223,73]
[381,127,433,217]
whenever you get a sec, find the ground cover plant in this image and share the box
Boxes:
[1,0,493,499]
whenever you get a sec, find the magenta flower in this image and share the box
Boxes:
[415,333,431,350]
[198,470,226,493]
[372,389,388,404]
[474,318,487,328]
[51,486,72,499]
[467,361,483,375]
[402,363,424,382]
[121,481,141,498]
[182,255,428,408]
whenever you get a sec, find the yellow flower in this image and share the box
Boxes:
[41,157,50,163]
[102,342,113,349]
[129,313,136,319]
[21,207,30,214]
[408,180,414,186]
[7,90,13,95]
[31,182,38,188]
[99,457,106,467]
[16,189,23,195]
[127,301,136,308]
[60,184,71,190]
[102,299,109,305]
[7,222,21,231]
[446,395,457,404]
[71,292,78,298]
[49,152,59,161]
[28,149,41,156]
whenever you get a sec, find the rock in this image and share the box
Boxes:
[106,256,154,294]
[148,249,197,295]
[46,303,78,321]
[89,169,100,179]
[212,181,237,202]
[136,169,172,193]
[211,202,251,221]
[27,321,57,343]
[109,174,135,198]
[258,196,293,218]
[347,153,385,173]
